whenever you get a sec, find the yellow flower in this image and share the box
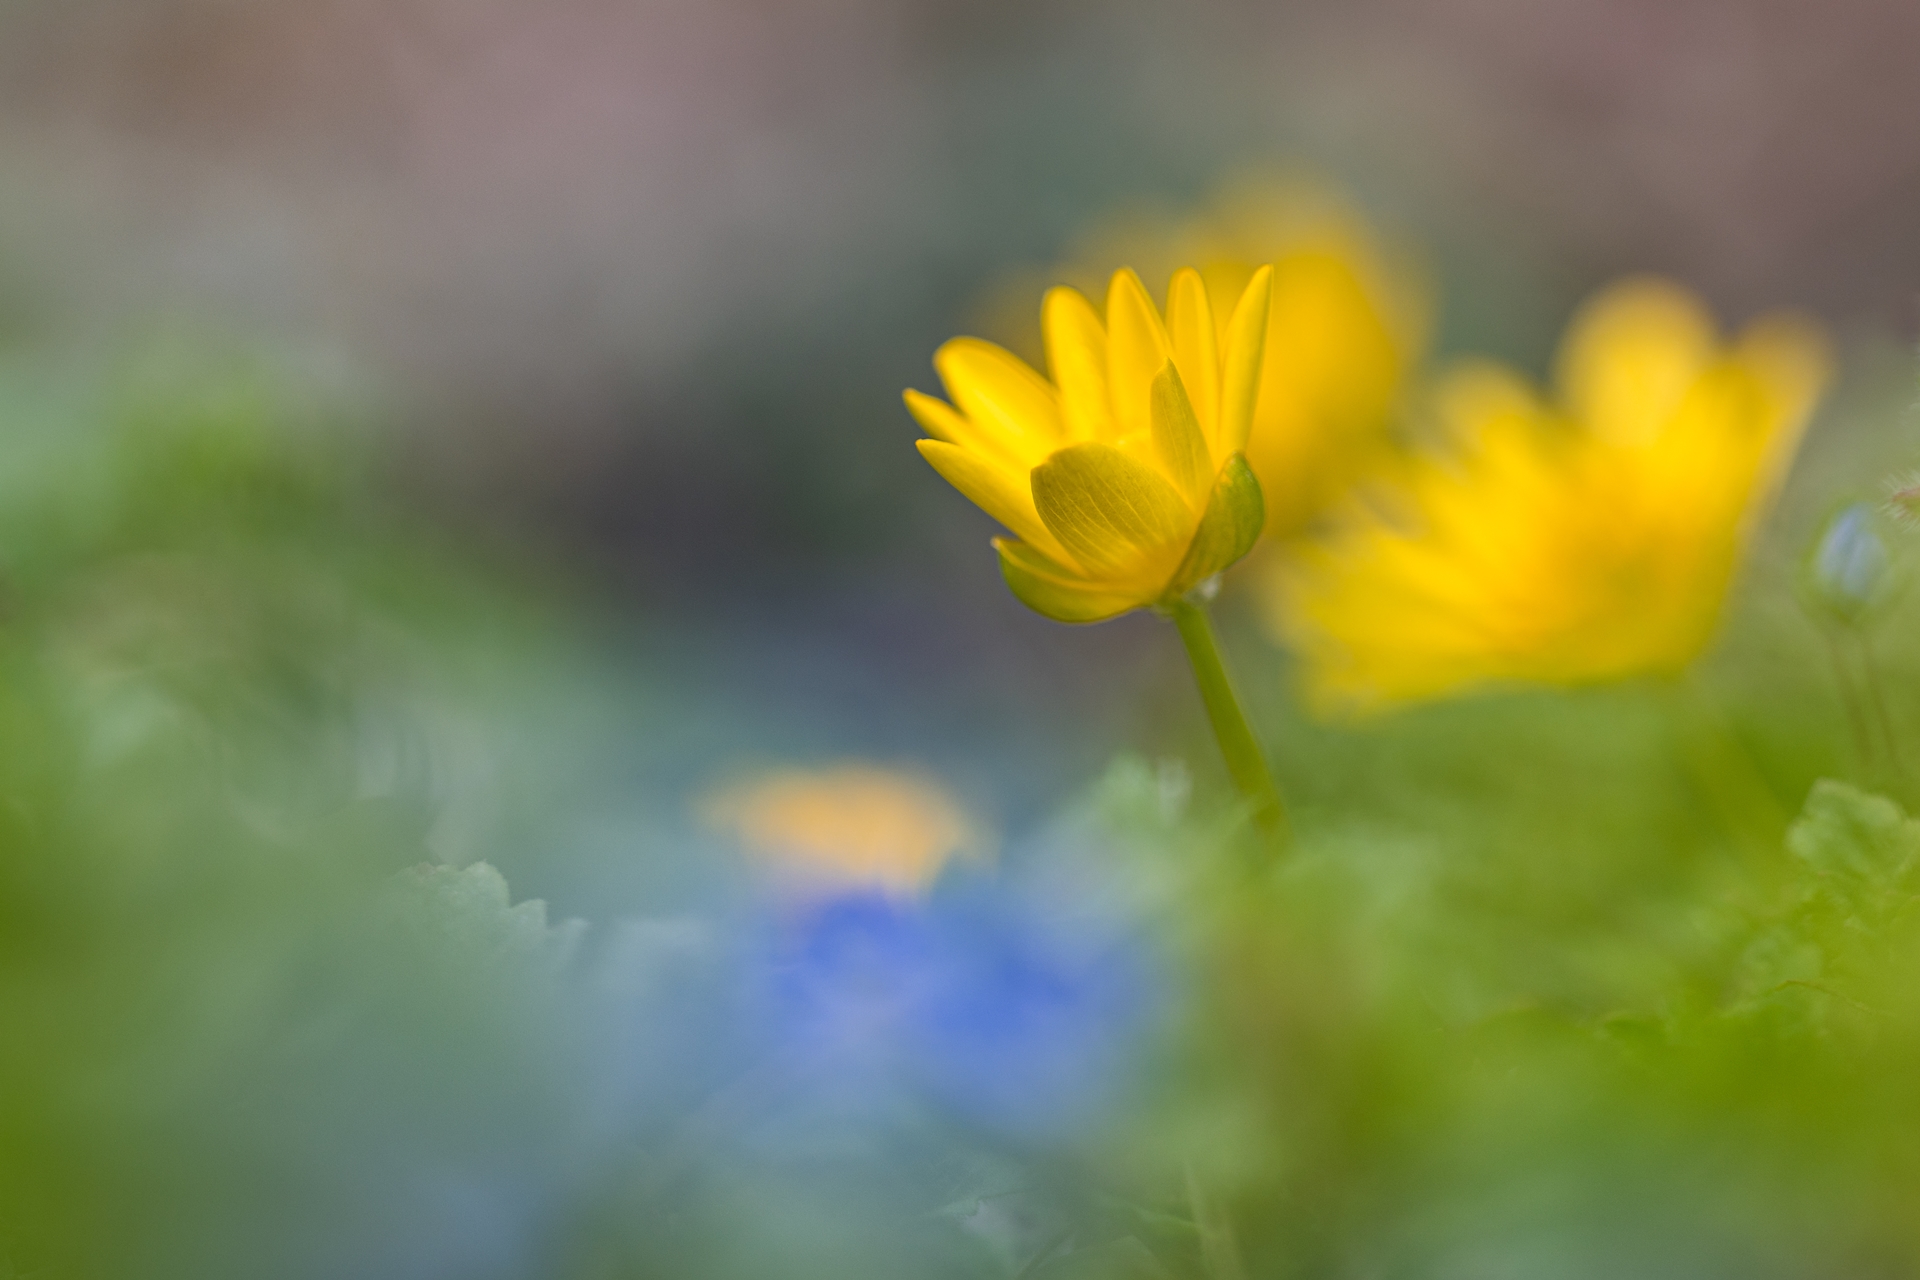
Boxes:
[701,765,977,895]
[907,266,1273,623]
[1269,277,1829,714]
[975,178,1426,538]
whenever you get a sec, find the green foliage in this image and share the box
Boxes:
[6,335,1920,1278]
[0,337,592,1279]
[1739,780,1920,1009]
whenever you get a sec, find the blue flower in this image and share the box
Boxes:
[1810,501,1890,622]
[757,879,1156,1142]
[907,887,1150,1138]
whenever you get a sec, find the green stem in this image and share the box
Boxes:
[1851,628,1908,799]
[1824,626,1877,777]
[1673,673,1788,871]
[1164,595,1288,849]
[1184,1162,1247,1280]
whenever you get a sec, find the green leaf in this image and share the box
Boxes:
[1165,453,1264,599]
[1787,779,1920,898]
[388,861,586,975]
[1732,780,1920,1015]
[1027,1237,1175,1280]
[1031,442,1192,580]
[996,537,1141,624]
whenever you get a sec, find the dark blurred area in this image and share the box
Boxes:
[7,0,1920,559]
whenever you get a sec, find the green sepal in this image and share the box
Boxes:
[1164,453,1264,600]
[995,538,1141,624]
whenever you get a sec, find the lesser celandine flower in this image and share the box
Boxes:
[1270,277,1829,715]
[978,179,1426,537]
[703,765,975,896]
[909,267,1272,623]
[908,267,1288,843]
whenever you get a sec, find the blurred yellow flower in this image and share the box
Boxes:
[978,178,1426,538]
[907,266,1272,623]
[702,765,976,895]
[1270,277,1829,714]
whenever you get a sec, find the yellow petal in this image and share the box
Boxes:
[916,439,1069,564]
[703,765,974,896]
[1219,265,1273,455]
[996,538,1142,623]
[1734,311,1830,505]
[1554,277,1714,447]
[1043,285,1110,443]
[1734,311,1830,432]
[1150,362,1211,505]
[935,337,1064,465]
[1104,268,1173,444]
[1166,268,1220,449]
[904,388,1026,473]
[1429,361,1547,448]
[1031,441,1193,582]
[1263,270,1834,717]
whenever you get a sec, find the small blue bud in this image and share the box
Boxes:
[1811,502,1889,622]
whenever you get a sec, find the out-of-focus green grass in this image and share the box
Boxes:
[0,333,598,1279]
[5,319,1920,1278]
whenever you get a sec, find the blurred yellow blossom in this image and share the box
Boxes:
[979,178,1426,538]
[907,266,1273,623]
[1269,277,1829,715]
[702,765,977,895]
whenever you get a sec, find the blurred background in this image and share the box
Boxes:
[7,1,1920,1277]
[9,0,1920,876]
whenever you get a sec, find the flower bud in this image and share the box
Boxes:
[1809,501,1889,623]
